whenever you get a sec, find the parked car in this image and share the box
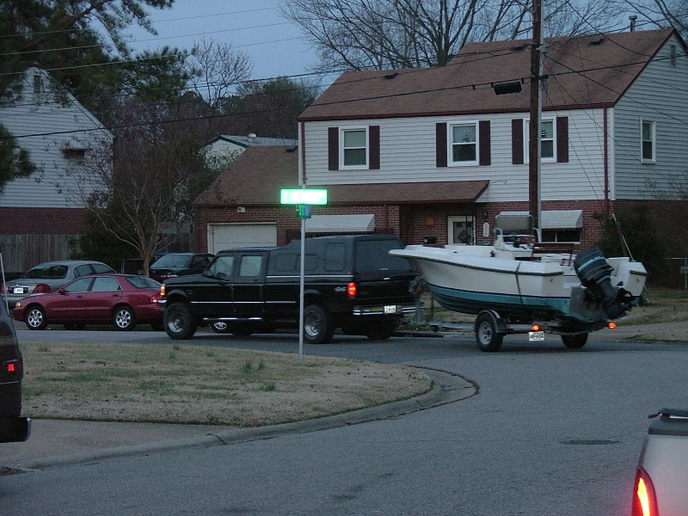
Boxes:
[148,253,213,283]
[2,260,115,308]
[0,290,31,443]
[632,408,688,516]
[12,274,163,331]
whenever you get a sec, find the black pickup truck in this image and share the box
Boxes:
[160,234,417,343]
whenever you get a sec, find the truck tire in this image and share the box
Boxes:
[561,333,588,349]
[475,311,503,352]
[164,302,197,340]
[303,304,335,344]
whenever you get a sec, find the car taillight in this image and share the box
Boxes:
[347,282,357,299]
[632,466,658,516]
[32,283,51,294]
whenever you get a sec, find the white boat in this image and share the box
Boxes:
[390,213,647,350]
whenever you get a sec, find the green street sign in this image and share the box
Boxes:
[280,188,328,205]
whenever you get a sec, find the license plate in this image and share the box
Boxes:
[529,331,545,341]
[384,305,398,314]
[12,287,23,294]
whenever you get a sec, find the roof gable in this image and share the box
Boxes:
[299,28,677,121]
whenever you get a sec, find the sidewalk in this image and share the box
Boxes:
[1,369,475,472]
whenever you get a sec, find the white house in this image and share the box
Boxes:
[0,67,112,273]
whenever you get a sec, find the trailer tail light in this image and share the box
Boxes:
[347,282,357,299]
[632,466,658,516]
[32,283,51,294]
[608,321,617,329]
[530,323,541,332]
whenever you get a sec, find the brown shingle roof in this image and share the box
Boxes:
[193,146,489,207]
[299,28,677,121]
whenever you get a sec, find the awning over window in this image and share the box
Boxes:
[305,214,375,233]
[540,210,583,229]
[497,210,583,229]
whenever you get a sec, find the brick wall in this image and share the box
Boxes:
[0,207,88,233]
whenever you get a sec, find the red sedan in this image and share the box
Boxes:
[12,274,163,331]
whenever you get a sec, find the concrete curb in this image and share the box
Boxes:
[15,368,476,471]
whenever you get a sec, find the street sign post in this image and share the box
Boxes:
[280,188,328,358]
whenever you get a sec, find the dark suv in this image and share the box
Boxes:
[160,235,416,343]
[0,292,30,443]
[149,253,214,283]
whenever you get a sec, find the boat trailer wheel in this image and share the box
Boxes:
[475,311,504,352]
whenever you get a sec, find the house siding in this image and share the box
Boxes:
[302,109,608,203]
[614,34,688,199]
[0,69,112,210]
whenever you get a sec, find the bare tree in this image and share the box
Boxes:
[186,39,253,109]
[281,0,633,71]
[63,99,216,274]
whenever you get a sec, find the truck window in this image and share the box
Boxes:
[324,243,346,272]
[210,255,234,278]
[355,240,414,272]
[239,255,263,278]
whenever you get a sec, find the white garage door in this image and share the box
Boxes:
[208,223,277,253]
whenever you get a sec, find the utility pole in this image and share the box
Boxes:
[529,0,544,233]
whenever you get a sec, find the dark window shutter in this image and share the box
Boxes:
[328,127,339,171]
[556,116,569,163]
[436,122,447,168]
[479,120,491,166]
[512,119,524,164]
[369,125,380,169]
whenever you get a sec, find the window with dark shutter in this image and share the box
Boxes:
[556,116,568,163]
[436,122,447,167]
[328,127,339,170]
[369,125,380,169]
[512,119,524,164]
[479,120,491,166]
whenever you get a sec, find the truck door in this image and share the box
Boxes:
[232,254,265,318]
[194,254,236,318]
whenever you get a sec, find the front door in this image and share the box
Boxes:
[448,215,475,245]
[232,254,265,319]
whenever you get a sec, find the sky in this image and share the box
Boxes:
[124,0,319,82]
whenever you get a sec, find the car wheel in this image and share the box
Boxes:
[63,323,85,330]
[212,321,230,333]
[25,305,47,330]
[475,312,503,352]
[113,305,136,331]
[303,304,335,344]
[561,333,588,349]
[164,302,197,340]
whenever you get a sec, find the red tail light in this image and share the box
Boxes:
[5,361,17,373]
[632,466,658,516]
[32,283,51,294]
[346,282,357,299]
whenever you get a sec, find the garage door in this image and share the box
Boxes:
[208,223,277,253]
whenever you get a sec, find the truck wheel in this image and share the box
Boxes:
[164,302,197,340]
[365,319,398,340]
[303,304,335,344]
[475,312,503,352]
[561,333,588,349]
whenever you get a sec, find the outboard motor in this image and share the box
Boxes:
[574,247,632,320]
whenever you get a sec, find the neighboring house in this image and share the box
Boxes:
[202,133,298,171]
[0,67,112,274]
[193,29,688,262]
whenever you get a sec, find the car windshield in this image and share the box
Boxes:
[151,254,191,268]
[22,264,68,279]
[127,276,161,289]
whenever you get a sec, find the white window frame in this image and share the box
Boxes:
[448,215,475,245]
[339,127,369,170]
[640,118,656,163]
[448,121,479,166]
[524,118,556,163]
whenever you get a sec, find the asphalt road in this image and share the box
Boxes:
[4,327,686,515]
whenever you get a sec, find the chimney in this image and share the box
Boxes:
[629,15,637,32]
